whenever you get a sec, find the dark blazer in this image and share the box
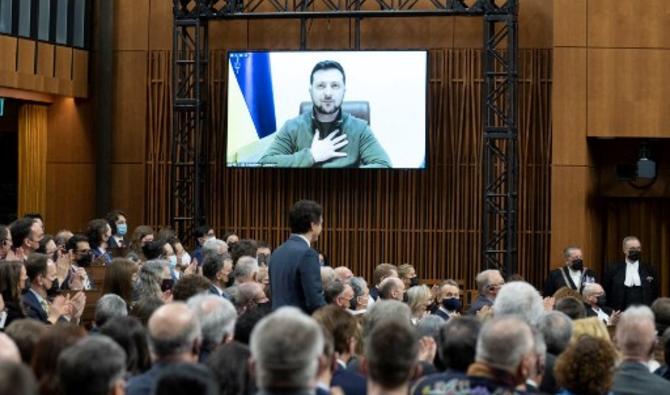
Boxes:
[466,295,492,315]
[612,360,668,395]
[269,235,326,314]
[21,290,49,324]
[603,261,658,311]
[543,266,597,297]
[432,308,452,321]
[331,366,366,395]
[126,363,168,395]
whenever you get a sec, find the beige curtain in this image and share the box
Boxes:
[18,104,48,218]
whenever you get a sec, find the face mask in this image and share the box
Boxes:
[409,277,419,287]
[596,295,607,306]
[167,255,177,270]
[161,278,174,292]
[628,250,641,261]
[570,259,584,271]
[442,297,461,311]
[46,279,60,298]
[117,223,128,236]
[402,292,409,303]
[76,253,92,268]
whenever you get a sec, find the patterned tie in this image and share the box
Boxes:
[40,298,49,316]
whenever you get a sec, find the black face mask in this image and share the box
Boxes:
[628,250,641,262]
[46,279,60,298]
[409,277,419,287]
[570,259,584,271]
[160,278,174,292]
[402,292,409,303]
[76,253,92,268]
[596,295,607,306]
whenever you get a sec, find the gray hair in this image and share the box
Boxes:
[616,305,656,358]
[416,315,445,338]
[537,311,573,355]
[622,236,640,250]
[350,277,368,299]
[57,336,126,395]
[234,256,259,283]
[562,245,581,258]
[203,238,228,257]
[363,300,412,337]
[187,294,237,351]
[476,317,533,373]
[582,283,602,298]
[493,281,544,326]
[250,307,324,391]
[476,269,500,294]
[94,294,128,328]
[148,303,201,359]
[136,259,167,300]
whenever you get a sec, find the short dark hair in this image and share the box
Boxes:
[130,296,164,326]
[324,281,345,304]
[555,297,586,320]
[172,274,211,301]
[289,200,322,234]
[365,321,418,388]
[379,279,401,299]
[105,210,127,235]
[153,363,219,395]
[312,305,358,355]
[194,225,213,239]
[5,319,48,364]
[57,336,126,395]
[0,361,37,395]
[234,308,268,345]
[24,213,43,222]
[25,253,49,282]
[231,239,258,265]
[10,217,35,250]
[37,235,54,254]
[373,263,397,286]
[86,218,109,248]
[100,316,152,375]
[206,341,253,395]
[310,60,346,85]
[143,239,167,260]
[65,234,89,253]
[437,316,481,372]
[652,297,670,335]
[202,254,225,281]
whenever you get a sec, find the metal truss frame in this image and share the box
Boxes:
[172,0,518,276]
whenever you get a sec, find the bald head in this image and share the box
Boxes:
[616,306,657,359]
[379,277,405,301]
[334,267,353,283]
[148,302,201,361]
[237,282,269,307]
[0,333,20,363]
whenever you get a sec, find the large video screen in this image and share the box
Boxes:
[226,50,427,169]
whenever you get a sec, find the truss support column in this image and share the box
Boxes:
[482,2,518,277]
[172,1,209,245]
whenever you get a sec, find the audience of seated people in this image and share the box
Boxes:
[2,210,670,395]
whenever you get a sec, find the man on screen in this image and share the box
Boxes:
[259,60,392,168]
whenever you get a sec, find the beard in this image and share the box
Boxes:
[313,102,341,116]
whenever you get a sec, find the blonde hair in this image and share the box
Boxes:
[571,317,611,343]
[397,264,415,280]
[406,285,432,318]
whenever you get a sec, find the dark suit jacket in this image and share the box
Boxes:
[603,261,658,311]
[21,290,49,324]
[466,295,492,315]
[585,303,613,323]
[269,235,325,314]
[331,366,366,395]
[543,266,597,296]
[126,363,169,395]
[612,360,668,395]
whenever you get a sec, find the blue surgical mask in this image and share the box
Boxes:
[117,223,128,236]
[168,255,177,270]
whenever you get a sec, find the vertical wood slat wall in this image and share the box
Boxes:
[18,104,48,217]
[145,48,552,289]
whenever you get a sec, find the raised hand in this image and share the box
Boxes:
[310,129,348,163]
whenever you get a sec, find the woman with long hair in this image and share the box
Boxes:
[0,260,28,328]
[102,258,139,305]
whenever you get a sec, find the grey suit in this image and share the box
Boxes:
[612,361,669,395]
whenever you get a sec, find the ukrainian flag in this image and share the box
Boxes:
[227,52,277,164]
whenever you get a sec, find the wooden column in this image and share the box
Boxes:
[18,104,48,218]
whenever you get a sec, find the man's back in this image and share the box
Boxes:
[126,363,165,395]
[269,235,325,314]
[612,361,668,395]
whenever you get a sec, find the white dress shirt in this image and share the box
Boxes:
[624,259,642,287]
[295,234,312,247]
[568,267,582,288]
[592,306,610,325]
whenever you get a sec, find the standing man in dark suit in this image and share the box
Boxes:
[603,236,658,312]
[543,246,597,297]
[270,200,326,314]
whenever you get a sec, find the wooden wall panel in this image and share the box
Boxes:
[552,47,588,165]
[18,105,48,218]
[45,163,96,233]
[110,164,146,226]
[209,21,248,51]
[46,97,95,163]
[112,51,147,163]
[17,39,36,74]
[0,36,17,72]
[588,0,670,48]
[115,0,149,50]
[306,19,351,49]
[587,49,670,137]
[72,50,89,98]
[554,0,586,47]
[148,0,172,50]
[36,43,54,77]
[361,18,454,49]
